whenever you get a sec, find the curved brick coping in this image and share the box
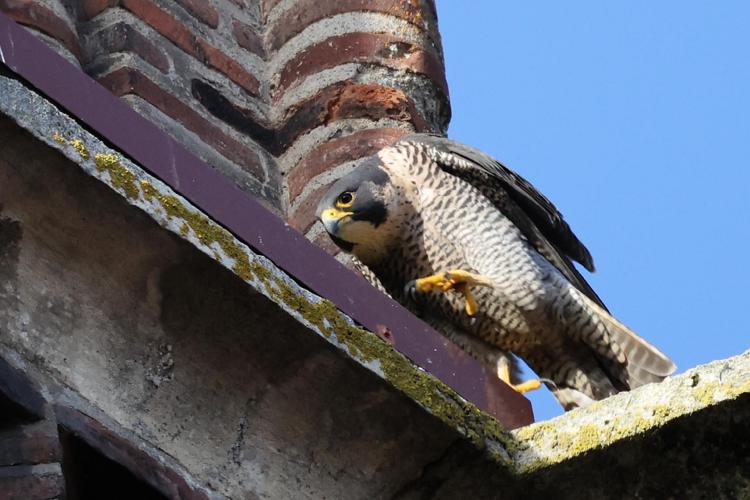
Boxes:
[80,0,259,96]
[191,78,430,156]
[99,68,266,181]
[0,12,533,428]
[0,0,83,62]
[274,32,448,100]
[265,0,441,53]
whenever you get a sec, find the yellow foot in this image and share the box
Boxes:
[414,270,493,316]
[497,364,543,395]
[512,379,543,394]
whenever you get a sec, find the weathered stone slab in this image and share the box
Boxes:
[0,76,468,499]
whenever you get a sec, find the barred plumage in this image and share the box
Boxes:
[318,134,675,410]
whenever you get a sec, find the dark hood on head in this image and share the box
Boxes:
[316,158,390,221]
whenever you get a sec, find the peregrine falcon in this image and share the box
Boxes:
[317,134,675,410]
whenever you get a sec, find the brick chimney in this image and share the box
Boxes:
[2,0,449,250]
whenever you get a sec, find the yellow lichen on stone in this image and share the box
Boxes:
[691,378,750,407]
[514,406,682,474]
[94,153,120,172]
[511,356,750,475]
[250,267,516,460]
[650,404,674,422]
[513,420,549,445]
[93,153,139,200]
[69,139,90,160]
[140,179,158,199]
[50,133,90,160]
[570,424,603,453]
[59,146,517,462]
[736,379,750,396]
[692,383,722,406]
[139,179,257,283]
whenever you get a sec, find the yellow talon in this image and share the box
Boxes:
[512,379,543,394]
[497,363,543,395]
[413,270,492,316]
[463,287,479,316]
[413,273,446,293]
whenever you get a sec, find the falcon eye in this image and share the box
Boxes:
[336,191,355,207]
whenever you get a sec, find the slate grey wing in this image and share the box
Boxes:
[318,133,676,410]
[402,133,608,310]
[403,134,594,268]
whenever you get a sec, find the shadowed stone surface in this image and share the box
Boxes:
[3,102,750,498]
[0,69,532,438]
[394,351,750,499]
[2,50,749,500]
[0,463,65,500]
[0,420,61,466]
[0,107,459,499]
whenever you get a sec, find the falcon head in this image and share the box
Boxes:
[317,158,405,264]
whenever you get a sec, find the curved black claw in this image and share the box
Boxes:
[540,378,557,390]
[404,280,419,300]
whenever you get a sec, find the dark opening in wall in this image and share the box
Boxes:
[59,427,167,500]
[0,391,38,430]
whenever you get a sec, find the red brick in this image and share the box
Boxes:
[271,82,428,154]
[267,0,440,52]
[202,44,260,96]
[312,230,340,256]
[232,19,265,58]
[99,67,266,180]
[168,67,431,165]
[0,0,83,61]
[288,182,332,233]
[190,79,276,152]
[275,32,448,102]
[57,406,213,500]
[259,0,282,23]
[326,82,429,130]
[287,128,406,203]
[94,22,170,73]
[120,0,260,96]
[175,0,219,29]
[0,421,61,466]
[0,465,65,500]
[80,0,118,19]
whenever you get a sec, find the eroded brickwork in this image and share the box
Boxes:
[1,0,450,233]
[0,359,65,500]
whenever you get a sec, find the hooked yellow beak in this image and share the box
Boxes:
[321,208,353,220]
[320,208,353,235]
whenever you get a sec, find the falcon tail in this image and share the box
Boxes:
[577,291,677,389]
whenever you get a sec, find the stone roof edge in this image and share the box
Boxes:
[0,10,533,428]
[4,13,748,476]
[510,349,750,473]
[0,74,523,463]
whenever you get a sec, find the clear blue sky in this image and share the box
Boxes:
[436,2,750,420]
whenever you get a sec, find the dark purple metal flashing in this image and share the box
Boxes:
[0,13,533,428]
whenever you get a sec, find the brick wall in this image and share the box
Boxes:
[0,420,66,500]
[1,0,450,242]
[0,362,65,500]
